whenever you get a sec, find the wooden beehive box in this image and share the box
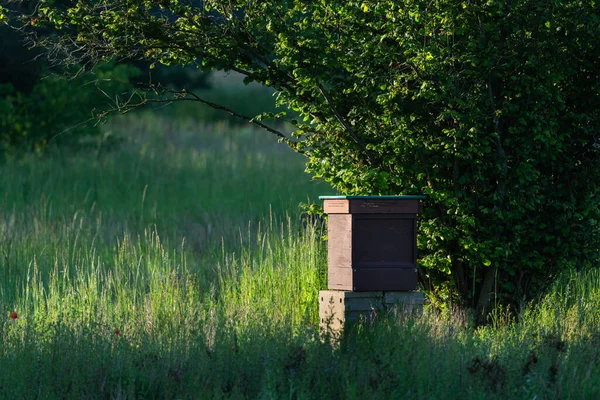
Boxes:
[321,196,425,291]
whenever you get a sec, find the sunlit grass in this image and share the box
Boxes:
[1,111,599,398]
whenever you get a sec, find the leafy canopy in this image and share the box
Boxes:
[16,0,600,320]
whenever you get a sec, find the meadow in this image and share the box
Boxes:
[1,76,600,399]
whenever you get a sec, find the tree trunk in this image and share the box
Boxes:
[451,256,468,304]
[475,267,497,325]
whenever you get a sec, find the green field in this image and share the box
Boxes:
[1,104,600,398]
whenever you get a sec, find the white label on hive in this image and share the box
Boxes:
[324,200,349,213]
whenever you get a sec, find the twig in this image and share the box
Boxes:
[176,89,300,149]
[316,83,375,166]
[91,86,303,152]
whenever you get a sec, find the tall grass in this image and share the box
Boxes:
[1,110,599,398]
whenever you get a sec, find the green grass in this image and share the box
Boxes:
[1,110,600,399]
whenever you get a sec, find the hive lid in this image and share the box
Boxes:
[319,195,426,200]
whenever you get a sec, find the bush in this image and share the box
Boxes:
[0,25,42,93]
[0,63,139,157]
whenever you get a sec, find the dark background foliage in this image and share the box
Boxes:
[0,0,211,157]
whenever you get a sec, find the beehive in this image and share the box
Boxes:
[321,196,425,291]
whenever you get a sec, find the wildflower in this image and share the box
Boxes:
[114,329,120,335]
[10,312,17,320]
[230,347,236,352]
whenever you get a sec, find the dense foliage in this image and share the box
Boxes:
[0,63,138,156]
[1,24,42,93]
[0,1,209,156]
[7,0,600,320]
[0,1,137,156]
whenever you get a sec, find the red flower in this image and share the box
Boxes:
[10,312,17,320]
[114,329,120,335]
[230,347,236,352]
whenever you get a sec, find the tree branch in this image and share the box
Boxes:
[95,86,303,152]
[183,89,299,149]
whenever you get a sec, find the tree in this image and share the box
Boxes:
[8,0,600,322]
